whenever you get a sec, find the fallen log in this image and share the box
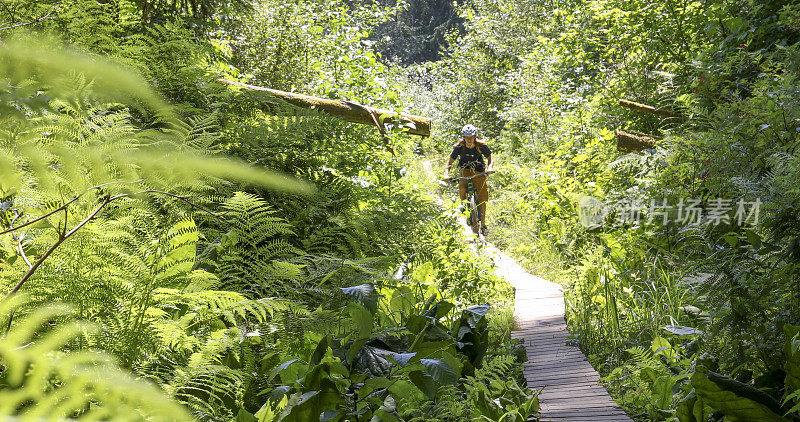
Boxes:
[619,99,685,120]
[616,129,660,152]
[218,79,431,137]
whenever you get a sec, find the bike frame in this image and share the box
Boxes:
[448,172,488,236]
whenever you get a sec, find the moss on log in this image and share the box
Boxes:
[616,129,660,152]
[619,99,685,120]
[219,79,431,137]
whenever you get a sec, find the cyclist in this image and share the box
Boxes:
[442,124,494,233]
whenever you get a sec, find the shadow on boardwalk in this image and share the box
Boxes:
[487,246,633,422]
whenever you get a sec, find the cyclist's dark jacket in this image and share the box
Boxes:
[450,144,491,171]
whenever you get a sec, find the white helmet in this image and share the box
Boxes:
[461,124,478,137]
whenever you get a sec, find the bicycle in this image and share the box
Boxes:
[444,172,492,237]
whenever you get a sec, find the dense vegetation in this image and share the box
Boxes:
[0,1,532,421]
[3,0,800,421]
[401,0,800,420]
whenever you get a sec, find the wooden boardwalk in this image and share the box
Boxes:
[488,247,633,422]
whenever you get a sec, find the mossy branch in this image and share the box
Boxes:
[618,99,686,120]
[218,78,431,137]
[615,129,660,152]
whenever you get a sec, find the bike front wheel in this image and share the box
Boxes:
[468,194,481,235]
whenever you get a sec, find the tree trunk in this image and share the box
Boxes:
[218,79,431,137]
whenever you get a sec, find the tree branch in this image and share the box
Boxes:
[16,233,32,270]
[0,1,59,31]
[5,194,121,299]
[618,99,686,120]
[3,187,225,300]
[0,0,15,24]
[0,180,143,236]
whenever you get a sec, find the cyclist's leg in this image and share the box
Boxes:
[473,171,488,226]
[457,167,469,201]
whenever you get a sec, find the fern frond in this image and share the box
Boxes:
[0,296,191,421]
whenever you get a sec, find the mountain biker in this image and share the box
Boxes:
[442,124,494,233]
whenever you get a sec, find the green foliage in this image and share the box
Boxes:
[0,296,192,421]
[401,0,800,420]
[1,2,533,421]
[200,192,303,297]
[690,369,797,422]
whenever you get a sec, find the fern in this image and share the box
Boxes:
[474,354,518,382]
[200,192,303,298]
[0,38,309,203]
[0,295,191,421]
[402,385,471,422]
[625,346,663,371]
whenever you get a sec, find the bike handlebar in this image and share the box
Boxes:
[444,171,494,183]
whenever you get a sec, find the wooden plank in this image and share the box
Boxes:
[528,376,603,387]
[526,351,588,362]
[543,408,626,416]
[525,369,601,380]
[526,341,572,348]
[542,416,631,422]
[526,348,580,356]
[487,245,633,422]
[539,387,613,398]
[539,390,619,401]
[524,365,598,376]
[544,402,623,411]
[526,365,597,375]
[541,409,630,418]
[528,372,602,382]
[512,325,569,334]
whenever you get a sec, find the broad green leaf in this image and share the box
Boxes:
[651,336,676,360]
[387,379,425,403]
[423,301,454,320]
[676,390,703,422]
[389,352,416,367]
[255,395,288,422]
[359,377,393,397]
[408,370,436,400]
[691,369,794,421]
[269,359,303,384]
[420,358,458,385]
[370,396,400,422]
[340,284,380,313]
[236,409,257,422]
[662,325,703,337]
[784,324,800,392]
[310,336,329,367]
[354,345,394,378]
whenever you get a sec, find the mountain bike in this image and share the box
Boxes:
[446,172,491,236]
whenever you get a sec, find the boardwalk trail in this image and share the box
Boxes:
[421,158,631,421]
[488,247,633,421]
